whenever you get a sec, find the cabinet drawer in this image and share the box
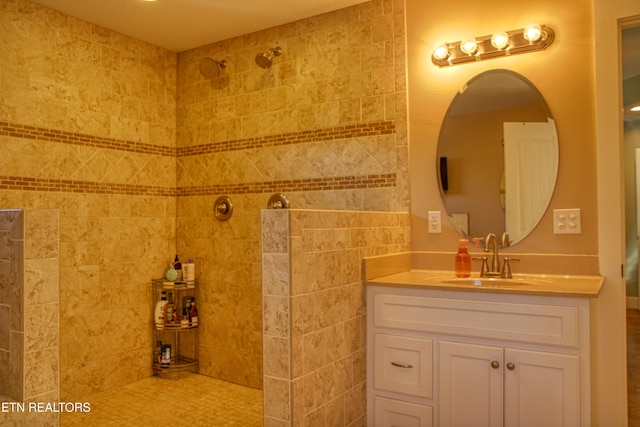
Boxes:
[374,334,432,398]
[374,397,433,427]
[373,293,580,348]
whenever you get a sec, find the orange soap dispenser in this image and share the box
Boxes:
[455,239,471,277]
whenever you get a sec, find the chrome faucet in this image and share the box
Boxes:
[483,232,500,274]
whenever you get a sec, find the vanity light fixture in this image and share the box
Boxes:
[431,24,555,67]
[632,105,640,112]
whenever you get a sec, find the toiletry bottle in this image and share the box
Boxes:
[164,292,177,325]
[154,340,163,364]
[161,343,171,366]
[181,297,191,328]
[189,297,198,326]
[455,239,471,277]
[173,255,182,281]
[183,258,195,282]
[154,291,167,329]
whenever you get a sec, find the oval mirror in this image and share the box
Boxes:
[436,70,558,245]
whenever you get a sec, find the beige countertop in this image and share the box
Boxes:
[366,269,604,298]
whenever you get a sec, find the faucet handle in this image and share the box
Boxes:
[501,257,520,279]
[501,232,511,248]
[472,256,489,277]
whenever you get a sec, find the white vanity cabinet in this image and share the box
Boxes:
[366,285,591,427]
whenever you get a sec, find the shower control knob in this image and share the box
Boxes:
[217,203,229,213]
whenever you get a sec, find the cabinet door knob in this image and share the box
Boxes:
[507,362,515,371]
[391,361,413,369]
[491,360,500,369]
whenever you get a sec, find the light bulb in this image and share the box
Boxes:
[460,38,478,56]
[523,24,543,42]
[491,32,509,50]
[432,44,450,61]
[632,106,640,112]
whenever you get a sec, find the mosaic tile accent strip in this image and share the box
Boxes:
[177,174,396,196]
[177,121,396,157]
[0,122,176,157]
[0,175,176,197]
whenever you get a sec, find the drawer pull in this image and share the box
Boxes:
[391,361,413,369]
[507,362,516,371]
[490,360,500,369]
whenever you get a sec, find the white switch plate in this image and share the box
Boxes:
[428,211,441,233]
[553,208,581,234]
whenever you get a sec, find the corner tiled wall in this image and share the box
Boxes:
[0,209,60,426]
[0,0,177,399]
[177,0,408,390]
[262,209,410,426]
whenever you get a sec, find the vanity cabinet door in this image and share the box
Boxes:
[439,341,504,427]
[503,348,580,427]
[439,341,581,427]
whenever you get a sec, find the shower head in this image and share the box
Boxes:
[199,58,227,79]
[255,47,282,69]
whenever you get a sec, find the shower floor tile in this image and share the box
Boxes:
[60,373,263,426]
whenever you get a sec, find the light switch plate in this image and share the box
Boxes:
[553,208,581,234]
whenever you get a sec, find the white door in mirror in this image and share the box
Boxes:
[553,209,581,234]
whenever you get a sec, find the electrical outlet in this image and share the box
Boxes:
[428,211,441,233]
[553,208,581,234]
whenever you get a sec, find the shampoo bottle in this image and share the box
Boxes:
[455,239,471,277]
[154,291,167,329]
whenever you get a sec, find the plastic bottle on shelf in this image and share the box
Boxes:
[455,239,471,278]
[189,297,198,326]
[154,291,167,329]
[182,258,195,282]
[164,292,177,325]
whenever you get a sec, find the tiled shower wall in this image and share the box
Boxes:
[1,0,408,400]
[176,0,408,388]
[0,209,60,427]
[262,209,410,426]
[0,0,177,399]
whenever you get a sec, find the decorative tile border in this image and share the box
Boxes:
[177,173,397,196]
[177,121,396,157]
[0,122,176,157]
[1,120,396,159]
[1,121,397,197]
[0,173,396,197]
[0,176,176,197]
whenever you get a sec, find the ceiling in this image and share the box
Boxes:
[30,0,368,52]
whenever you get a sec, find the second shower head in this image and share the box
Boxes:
[255,47,282,69]
[199,57,227,79]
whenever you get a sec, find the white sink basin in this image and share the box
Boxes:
[440,277,537,287]
[424,274,555,288]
